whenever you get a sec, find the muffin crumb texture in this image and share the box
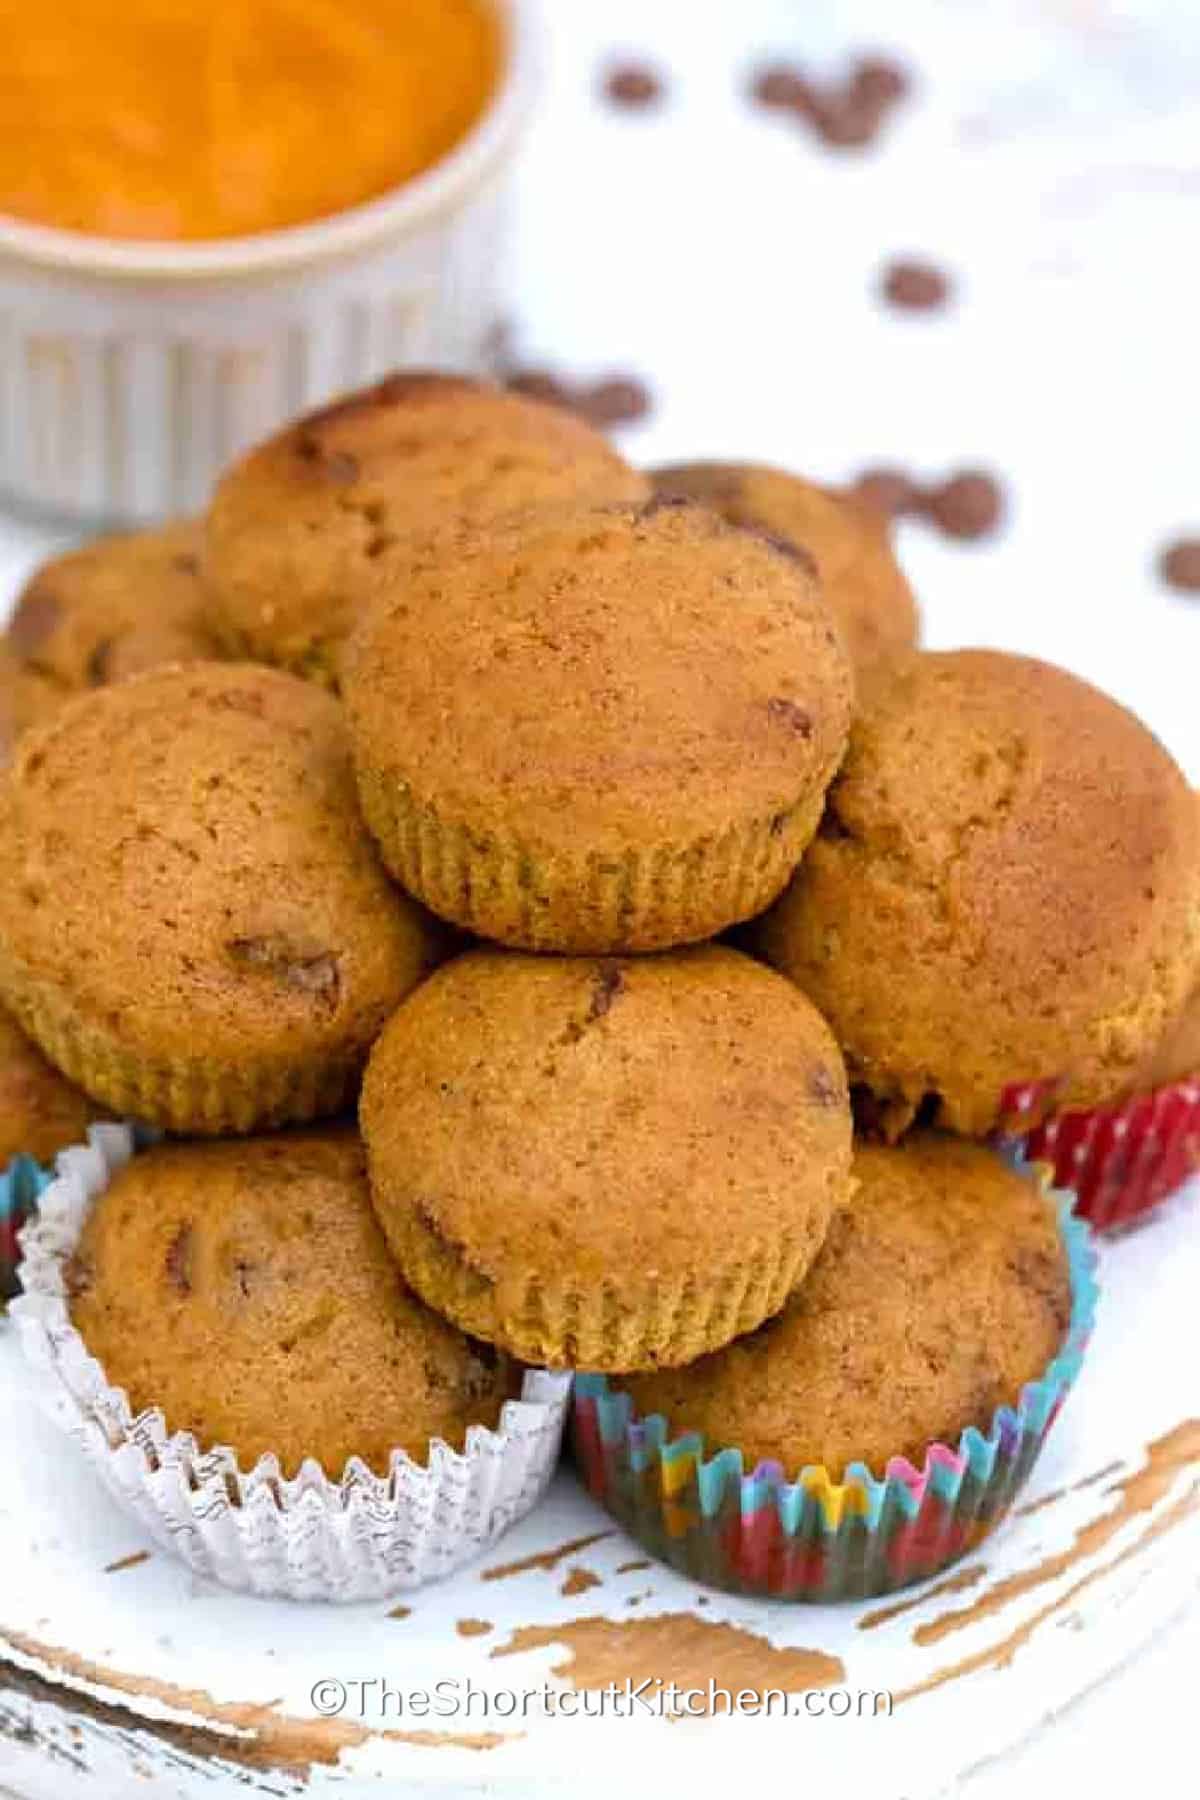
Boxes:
[621,1134,1071,1480]
[361,945,854,1371]
[68,1132,516,1478]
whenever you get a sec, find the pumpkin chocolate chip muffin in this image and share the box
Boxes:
[205,371,649,686]
[0,1003,100,1166]
[0,663,440,1133]
[361,945,855,1372]
[619,1134,1071,1480]
[0,639,57,768]
[345,498,853,953]
[68,1131,517,1478]
[5,522,220,718]
[759,650,1200,1137]
[651,461,919,676]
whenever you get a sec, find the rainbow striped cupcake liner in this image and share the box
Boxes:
[1,1154,53,1307]
[1001,1076,1200,1232]
[572,1192,1097,1603]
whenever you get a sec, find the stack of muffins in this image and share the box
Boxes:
[0,369,1193,1603]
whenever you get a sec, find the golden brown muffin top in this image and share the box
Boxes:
[69,1131,516,1477]
[622,1134,1071,1480]
[1131,985,1200,1092]
[760,650,1200,1136]
[345,498,854,853]
[361,945,854,1302]
[0,1002,100,1165]
[205,372,650,681]
[6,522,220,704]
[0,663,438,1065]
[0,639,58,769]
[651,461,919,674]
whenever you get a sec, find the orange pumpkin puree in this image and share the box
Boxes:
[0,0,502,241]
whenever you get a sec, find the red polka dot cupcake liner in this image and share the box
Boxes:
[1000,1077,1200,1232]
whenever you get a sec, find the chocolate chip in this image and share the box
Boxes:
[767,696,814,738]
[807,89,882,148]
[1158,538,1200,593]
[227,936,341,1011]
[849,467,919,518]
[7,586,62,660]
[881,259,952,311]
[850,56,911,107]
[577,378,652,428]
[85,637,116,687]
[603,61,665,108]
[165,1224,193,1296]
[925,470,1005,540]
[749,62,812,111]
[506,367,652,431]
[587,962,626,1023]
[172,551,201,576]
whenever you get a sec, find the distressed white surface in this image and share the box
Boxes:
[2,0,1200,1793]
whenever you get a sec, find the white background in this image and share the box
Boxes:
[1,2,1197,1794]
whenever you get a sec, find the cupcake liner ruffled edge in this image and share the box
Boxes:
[572,1170,1098,1602]
[1001,1075,1200,1231]
[10,1125,572,1601]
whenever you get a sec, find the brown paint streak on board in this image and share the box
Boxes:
[915,1422,1200,1650]
[102,1551,151,1575]
[858,1562,988,1630]
[616,1560,653,1574]
[388,1604,412,1620]
[490,1613,843,1703]
[893,1421,1200,1703]
[480,1530,614,1582]
[0,1625,514,1777]
[560,1567,602,1598]
[1014,1459,1124,1519]
[456,1619,493,1638]
[896,1478,1200,1704]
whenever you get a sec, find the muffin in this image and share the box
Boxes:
[617,1135,1071,1479]
[5,522,220,713]
[0,1003,100,1167]
[205,372,650,685]
[345,498,854,953]
[361,945,855,1371]
[0,639,56,767]
[0,663,440,1133]
[759,650,1200,1137]
[574,1135,1094,1601]
[67,1131,516,1478]
[651,461,919,675]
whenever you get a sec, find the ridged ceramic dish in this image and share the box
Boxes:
[0,0,538,524]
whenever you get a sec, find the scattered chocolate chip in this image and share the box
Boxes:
[881,258,952,311]
[849,467,919,518]
[749,51,910,149]
[767,696,814,738]
[925,470,1005,541]
[849,55,911,107]
[749,62,811,111]
[603,60,666,109]
[506,367,652,431]
[1158,538,1200,593]
[578,378,652,428]
[165,1224,194,1296]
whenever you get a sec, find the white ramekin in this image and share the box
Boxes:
[0,0,539,526]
